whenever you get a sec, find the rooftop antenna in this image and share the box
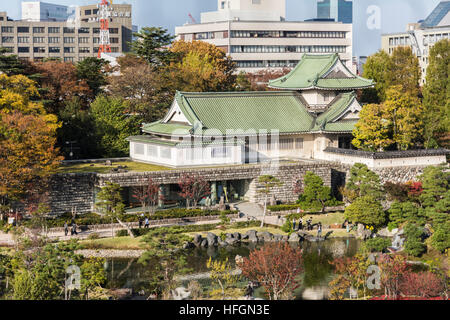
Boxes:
[98,0,112,58]
[188,13,197,24]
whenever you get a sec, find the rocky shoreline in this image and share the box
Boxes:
[184,230,330,249]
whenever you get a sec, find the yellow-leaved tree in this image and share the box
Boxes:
[0,74,62,214]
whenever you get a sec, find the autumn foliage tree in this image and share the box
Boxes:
[132,178,161,215]
[0,74,62,212]
[238,243,303,300]
[178,174,211,208]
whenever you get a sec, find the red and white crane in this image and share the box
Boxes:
[98,0,112,58]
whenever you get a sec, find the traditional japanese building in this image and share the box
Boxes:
[127,53,374,168]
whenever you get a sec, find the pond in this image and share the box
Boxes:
[103,238,362,300]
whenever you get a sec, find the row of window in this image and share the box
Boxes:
[2,36,119,44]
[256,138,304,151]
[231,45,347,54]
[0,26,119,34]
[236,60,300,68]
[15,46,120,53]
[231,30,346,39]
[389,33,450,47]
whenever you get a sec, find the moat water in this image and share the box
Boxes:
[103,238,362,300]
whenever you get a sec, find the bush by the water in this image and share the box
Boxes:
[361,237,392,253]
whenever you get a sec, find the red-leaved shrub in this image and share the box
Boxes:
[400,271,445,298]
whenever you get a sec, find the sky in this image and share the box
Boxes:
[1,0,442,56]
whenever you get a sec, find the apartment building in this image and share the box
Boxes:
[176,0,353,73]
[0,2,133,63]
[381,1,450,84]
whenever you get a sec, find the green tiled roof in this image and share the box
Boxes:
[142,121,192,136]
[126,136,179,146]
[176,91,315,135]
[140,90,360,138]
[322,120,358,132]
[268,53,374,90]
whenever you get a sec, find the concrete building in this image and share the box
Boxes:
[127,54,374,168]
[381,1,450,84]
[21,1,69,22]
[175,0,353,72]
[317,0,353,24]
[0,2,133,63]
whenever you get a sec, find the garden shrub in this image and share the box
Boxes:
[430,222,450,253]
[281,219,293,234]
[344,195,386,226]
[361,237,392,253]
[400,271,445,298]
[404,223,427,257]
[115,230,129,237]
[384,182,409,202]
[87,233,101,240]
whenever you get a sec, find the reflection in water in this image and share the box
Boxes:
[104,238,361,300]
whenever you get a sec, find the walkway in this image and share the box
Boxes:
[234,202,264,218]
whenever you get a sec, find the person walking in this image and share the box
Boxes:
[138,217,143,229]
[144,217,150,229]
[72,223,78,236]
[317,222,323,238]
[64,222,69,237]
[298,218,303,231]
[292,219,296,231]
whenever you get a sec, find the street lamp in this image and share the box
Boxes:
[65,141,78,159]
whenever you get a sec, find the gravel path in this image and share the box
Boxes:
[76,249,145,258]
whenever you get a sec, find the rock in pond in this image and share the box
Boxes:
[206,232,218,247]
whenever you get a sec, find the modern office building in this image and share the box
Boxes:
[381,1,450,84]
[21,1,69,22]
[0,2,133,63]
[176,0,353,73]
[317,0,353,24]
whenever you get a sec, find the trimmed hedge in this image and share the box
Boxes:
[22,209,235,229]
[268,201,344,213]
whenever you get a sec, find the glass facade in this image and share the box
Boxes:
[317,0,353,24]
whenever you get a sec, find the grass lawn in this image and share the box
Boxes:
[80,236,147,250]
[298,211,346,226]
[58,161,171,174]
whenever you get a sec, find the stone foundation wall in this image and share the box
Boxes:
[48,173,97,216]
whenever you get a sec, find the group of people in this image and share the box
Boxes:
[64,220,78,237]
[138,214,150,229]
[292,217,314,231]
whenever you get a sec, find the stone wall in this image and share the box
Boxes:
[48,173,97,216]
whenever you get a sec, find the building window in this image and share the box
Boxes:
[64,57,74,63]
[18,37,29,43]
[18,47,30,53]
[17,27,30,33]
[63,27,75,34]
[134,143,145,155]
[93,28,100,34]
[33,27,45,33]
[211,147,230,158]
[49,47,60,53]
[110,37,119,43]
[79,47,90,53]
[279,139,294,150]
[48,37,60,43]
[33,37,45,43]
[93,37,100,44]
[85,10,92,15]
[109,28,119,34]
[48,27,60,33]
[295,138,304,149]
[160,147,171,159]
[64,47,75,53]
[64,37,75,43]
[33,47,45,53]
[111,47,119,53]
[1,37,14,43]
[79,37,89,43]
[147,145,158,157]
[1,26,14,33]
[78,27,90,34]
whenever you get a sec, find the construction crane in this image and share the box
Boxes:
[98,0,112,58]
[188,13,197,24]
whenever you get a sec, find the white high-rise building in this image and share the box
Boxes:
[21,1,69,22]
[176,0,353,73]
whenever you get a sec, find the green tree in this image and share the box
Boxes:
[130,27,176,68]
[423,39,450,148]
[404,223,426,257]
[430,221,450,253]
[343,163,384,203]
[76,57,108,97]
[419,165,449,208]
[90,95,141,158]
[361,50,393,103]
[299,171,333,213]
[257,175,283,228]
[206,257,242,300]
[390,46,421,97]
[80,257,107,300]
[95,182,134,238]
[0,48,25,76]
[388,201,425,228]
[345,195,386,227]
